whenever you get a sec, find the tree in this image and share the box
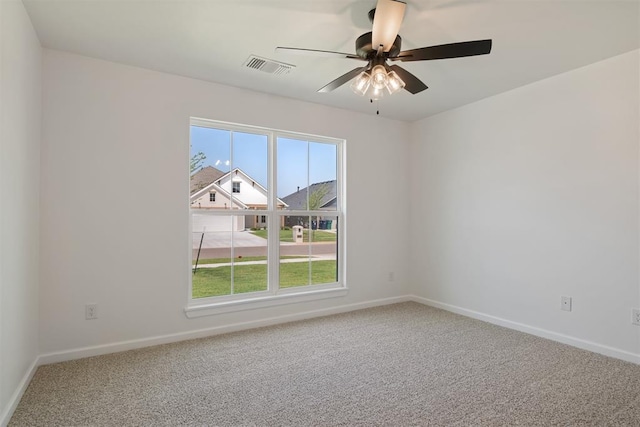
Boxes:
[308,183,329,210]
[190,152,206,174]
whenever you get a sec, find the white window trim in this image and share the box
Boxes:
[184,287,349,318]
[186,118,347,316]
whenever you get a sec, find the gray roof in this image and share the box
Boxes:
[282,180,337,210]
[190,166,226,195]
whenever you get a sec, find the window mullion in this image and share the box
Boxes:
[269,131,279,294]
[229,131,235,295]
[337,140,344,286]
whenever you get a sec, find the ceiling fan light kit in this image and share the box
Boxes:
[276,0,492,101]
[350,65,406,98]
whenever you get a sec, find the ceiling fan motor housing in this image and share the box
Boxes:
[356,32,402,59]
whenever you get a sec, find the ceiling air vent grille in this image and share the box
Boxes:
[243,55,294,75]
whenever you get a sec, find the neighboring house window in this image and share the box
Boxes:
[188,118,345,315]
[209,192,215,202]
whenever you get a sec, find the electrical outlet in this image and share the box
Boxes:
[388,271,395,282]
[632,308,640,326]
[85,304,98,320]
[561,296,572,312]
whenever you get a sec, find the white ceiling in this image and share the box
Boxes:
[23,0,640,122]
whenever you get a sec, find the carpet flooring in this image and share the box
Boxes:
[9,302,640,426]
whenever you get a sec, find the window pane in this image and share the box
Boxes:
[277,137,308,207]
[309,142,337,211]
[192,214,268,298]
[278,139,338,212]
[279,215,338,288]
[232,132,268,210]
[311,215,338,284]
[234,220,268,294]
[279,216,310,288]
[190,128,269,212]
[190,126,231,210]
[192,214,233,298]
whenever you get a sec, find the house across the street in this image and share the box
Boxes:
[190,166,287,231]
[281,180,337,229]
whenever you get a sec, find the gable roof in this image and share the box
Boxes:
[190,166,226,195]
[282,180,337,211]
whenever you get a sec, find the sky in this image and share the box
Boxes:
[190,125,337,198]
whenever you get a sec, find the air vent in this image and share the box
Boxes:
[243,55,294,75]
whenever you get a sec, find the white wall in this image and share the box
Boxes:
[40,50,411,354]
[410,50,640,356]
[0,0,42,423]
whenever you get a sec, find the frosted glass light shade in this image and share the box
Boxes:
[371,0,406,52]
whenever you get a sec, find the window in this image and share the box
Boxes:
[209,192,216,202]
[188,118,345,315]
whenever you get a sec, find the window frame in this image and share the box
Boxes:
[185,118,347,317]
[232,182,240,193]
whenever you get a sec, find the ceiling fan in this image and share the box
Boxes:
[276,0,492,99]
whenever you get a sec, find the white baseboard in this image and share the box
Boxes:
[410,295,640,365]
[0,357,39,427]
[31,294,640,366]
[39,295,411,365]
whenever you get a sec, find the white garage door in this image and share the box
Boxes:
[192,214,245,232]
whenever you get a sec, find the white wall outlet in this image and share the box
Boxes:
[85,304,98,320]
[632,308,640,326]
[388,271,395,282]
[561,296,572,312]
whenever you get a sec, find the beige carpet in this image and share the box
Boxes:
[10,302,640,426]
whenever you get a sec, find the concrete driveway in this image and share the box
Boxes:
[192,230,267,249]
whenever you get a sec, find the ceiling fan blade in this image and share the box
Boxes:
[276,47,364,61]
[394,39,492,62]
[388,65,428,94]
[371,0,406,53]
[318,66,369,93]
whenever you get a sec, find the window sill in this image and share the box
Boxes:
[184,287,349,318]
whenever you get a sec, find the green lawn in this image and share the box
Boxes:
[192,260,337,298]
[250,229,336,243]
